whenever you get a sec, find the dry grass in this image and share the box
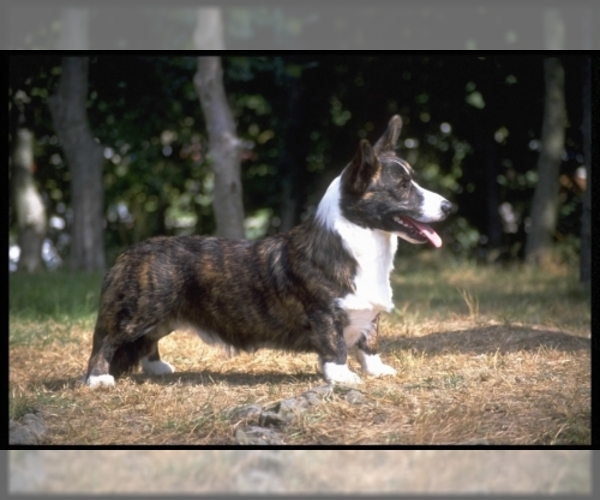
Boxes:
[9,450,591,493]
[9,254,590,445]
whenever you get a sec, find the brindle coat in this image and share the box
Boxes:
[85,115,450,384]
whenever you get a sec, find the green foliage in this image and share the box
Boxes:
[9,55,586,268]
[226,8,317,46]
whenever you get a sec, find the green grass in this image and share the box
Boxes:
[9,271,104,346]
[9,390,37,421]
[9,271,104,320]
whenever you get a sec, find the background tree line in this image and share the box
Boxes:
[8,4,597,50]
[8,55,592,284]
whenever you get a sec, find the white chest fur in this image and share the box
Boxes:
[316,176,398,347]
[336,228,397,347]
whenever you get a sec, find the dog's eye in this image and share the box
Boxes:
[399,178,411,189]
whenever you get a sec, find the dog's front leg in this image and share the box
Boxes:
[320,358,363,385]
[356,314,397,377]
[312,313,362,385]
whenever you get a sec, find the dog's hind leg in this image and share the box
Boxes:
[85,326,118,388]
[356,314,397,377]
[86,320,170,388]
[140,327,176,376]
[141,345,175,376]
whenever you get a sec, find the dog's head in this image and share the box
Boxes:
[340,115,452,247]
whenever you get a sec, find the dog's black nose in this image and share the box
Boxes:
[441,200,453,215]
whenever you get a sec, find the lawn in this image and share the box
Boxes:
[9,251,590,445]
[9,450,591,493]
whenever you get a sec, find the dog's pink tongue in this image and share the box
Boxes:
[411,220,443,248]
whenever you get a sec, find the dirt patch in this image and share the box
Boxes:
[9,450,590,494]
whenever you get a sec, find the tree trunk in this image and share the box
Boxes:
[194,56,245,239]
[56,7,90,50]
[524,58,566,265]
[194,8,225,50]
[485,142,502,251]
[278,78,310,232]
[543,9,565,50]
[48,57,106,272]
[11,127,47,273]
[579,57,591,285]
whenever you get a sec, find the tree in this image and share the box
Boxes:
[9,54,586,263]
[542,9,565,50]
[11,110,47,273]
[194,57,245,239]
[56,7,90,50]
[48,57,106,271]
[193,8,225,50]
[524,58,566,265]
[276,74,311,232]
[579,57,591,286]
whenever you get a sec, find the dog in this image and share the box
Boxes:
[85,115,452,388]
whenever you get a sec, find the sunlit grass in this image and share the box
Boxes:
[9,450,591,493]
[9,254,590,446]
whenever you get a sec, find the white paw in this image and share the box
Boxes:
[356,352,397,377]
[321,362,362,385]
[141,358,175,375]
[86,374,115,389]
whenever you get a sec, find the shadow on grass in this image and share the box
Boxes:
[130,370,321,387]
[382,324,589,357]
[40,326,588,393]
[41,370,321,392]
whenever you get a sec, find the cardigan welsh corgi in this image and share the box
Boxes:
[85,115,452,388]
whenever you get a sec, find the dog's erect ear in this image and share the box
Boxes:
[343,139,379,195]
[373,115,403,154]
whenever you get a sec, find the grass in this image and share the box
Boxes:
[9,272,103,346]
[9,450,591,493]
[9,251,590,445]
[9,271,104,320]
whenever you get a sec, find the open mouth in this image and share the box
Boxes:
[393,215,443,248]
